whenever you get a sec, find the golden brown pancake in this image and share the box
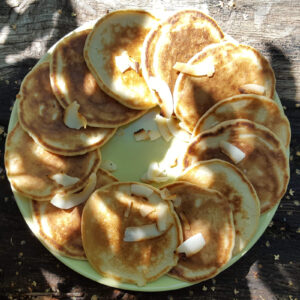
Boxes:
[81,182,182,286]
[193,94,290,148]
[50,27,145,128]
[179,159,260,255]
[84,10,158,110]
[142,10,224,105]
[18,60,116,156]
[174,42,276,132]
[183,119,289,213]
[5,123,101,201]
[165,182,235,282]
[31,168,118,259]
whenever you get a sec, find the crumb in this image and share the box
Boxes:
[234,288,239,295]
[296,228,300,234]
[265,241,270,247]
[71,12,77,17]
[289,189,295,196]
[202,285,208,291]
[211,286,215,291]
[296,151,300,156]
[18,252,23,258]
[212,278,216,285]
[283,106,287,110]
[287,211,293,215]
[290,155,294,161]
[4,197,9,202]
[91,296,98,300]
[16,271,19,275]
[228,0,236,8]
[217,1,224,8]
[274,254,280,260]
[258,264,262,269]
[295,103,300,108]
[296,169,300,175]
[20,240,26,245]
[58,9,62,14]
[18,261,22,265]
[280,227,286,231]
[268,221,274,228]
[286,195,291,200]
[32,281,37,287]
[289,261,293,264]
[288,280,293,286]
[11,24,17,31]
[5,80,9,85]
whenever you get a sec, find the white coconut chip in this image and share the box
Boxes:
[220,140,246,164]
[148,129,161,141]
[49,173,80,187]
[115,51,140,73]
[123,223,163,242]
[176,233,206,257]
[148,76,174,118]
[124,200,132,218]
[179,211,191,231]
[50,173,96,209]
[139,203,156,217]
[156,203,169,231]
[134,129,150,141]
[155,114,173,142]
[131,184,153,198]
[238,84,265,95]
[173,59,215,77]
[63,101,87,130]
[160,188,176,201]
[101,160,117,172]
[166,118,191,142]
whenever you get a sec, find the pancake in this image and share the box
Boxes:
[50,27,145,128]
[174,42,276,132]
[81,182,182,286]
[84,10,158,110]
[31,168,118,259]
[193,94,291,148]
[142,10,224,107]
[165,182,235,283]
[18,61,116,156]
[183,119,290,213]
[5,123,101,201]
[179,159,260,255]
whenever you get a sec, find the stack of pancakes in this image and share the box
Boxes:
[5,9,290,287]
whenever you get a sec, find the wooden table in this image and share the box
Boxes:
[0,1,299,299]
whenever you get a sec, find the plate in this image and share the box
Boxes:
[6,18,285,292]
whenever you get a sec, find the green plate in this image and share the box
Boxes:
[6,19,285,292]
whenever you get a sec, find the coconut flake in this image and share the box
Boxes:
[145,162,170,183]
[50,173,80,187]
[148,76,173,118]
[131,184,153,198]
[63,101,87,130]
[179,212,191,231]
[148,130,161,141]
[147,192,162,204]
[172,195,182,207]
[166,118,191,142]
[156,203,169,231]
[115,51,139,73]
[176,233,206,257]
[123,223,163,242]
[173,58,215,77]
[124,200,132,218]
[155,114,173,142]
[139,203,155,217]
[160,188,176,201]
[220,141,246,164]
[134,129,150,141]
[238,84,265,95]
[101,160,117,172]
[50,173,96,209]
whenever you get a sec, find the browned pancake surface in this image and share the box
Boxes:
[18,61,116,156]
[50,29,145,127]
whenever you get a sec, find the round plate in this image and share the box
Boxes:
[7,17,285,292]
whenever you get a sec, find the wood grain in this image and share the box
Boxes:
[0,1,299,299]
